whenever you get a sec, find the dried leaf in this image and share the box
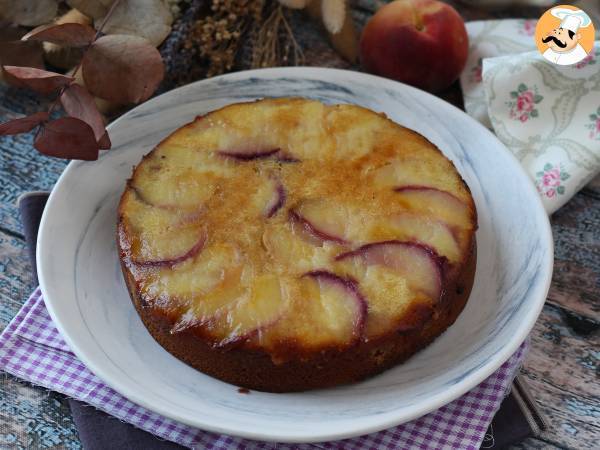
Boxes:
[42,9,92,70]
[0,24,44,69]
[66,0,112,20]
[70,67,125,116]
[96,0,173,47]
[2,65,74,94]
[0,111,49,135]
[0,0,58,27]
[60,83,108,146]
[23,23,96,47]
[34,117,99,160]
[321,0,346,34]
[82,34,164,104]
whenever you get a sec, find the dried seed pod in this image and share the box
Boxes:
[321,0,346,35]
[306,0,357,63]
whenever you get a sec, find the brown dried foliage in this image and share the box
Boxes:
[23,22,96,47]
[34,117,99,160]
[2,66,74,94]
[82,34,164,104]
[0,0,166,161]
[0,111,49,134]
[0,24,44,69]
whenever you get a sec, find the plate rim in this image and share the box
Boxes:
[37,67,554,443]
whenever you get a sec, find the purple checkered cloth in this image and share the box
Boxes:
[0,288,527,449]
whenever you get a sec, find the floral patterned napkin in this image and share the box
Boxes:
[482,47,600,212]
[461,20,539,128]
[460,20,600,214]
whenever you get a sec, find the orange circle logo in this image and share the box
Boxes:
[535,5,595,66]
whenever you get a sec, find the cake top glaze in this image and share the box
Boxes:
[118,98,476,360]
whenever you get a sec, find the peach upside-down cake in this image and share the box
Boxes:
[117,98,477,392]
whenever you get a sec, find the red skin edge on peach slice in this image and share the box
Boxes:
[218,148,280,161]
[392,211,462,256]
[302,270,368,343]
[335,240,446,300]
[207,270,369,349]
[265,182,286,218]
[132,232,206,268]
[393,185,465,204]
[130,185,206,219]
[393,185,473,241]
[289,210,349,245]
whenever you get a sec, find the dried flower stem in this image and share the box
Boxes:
[190,0,264,77]
[187,0,304,78]
[94,0,123,40]
[251,4,303,69]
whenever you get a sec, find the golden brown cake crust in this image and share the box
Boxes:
[117,98,478,392]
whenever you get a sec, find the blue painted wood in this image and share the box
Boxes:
[0,85,67,237]
[0,228,82,449]
[0,373,81,450]
[0,231,31,326]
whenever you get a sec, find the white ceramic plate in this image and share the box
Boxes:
[37,68,553,443]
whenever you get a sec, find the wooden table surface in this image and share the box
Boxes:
[0,1,598,449]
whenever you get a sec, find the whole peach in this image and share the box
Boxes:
[360,0,468,92]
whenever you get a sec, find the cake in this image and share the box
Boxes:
[117,98,477,392]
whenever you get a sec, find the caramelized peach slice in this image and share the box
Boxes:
[326,104,387,161]
[170,281,246,333]
[252,178,286,218]
[371,157,470,201]
[262,223,338,274]
[289,199,352,244]
[369,213,461,262]
[205,274,291,347]
[336,241,443,301]
[393,187,474,229]
[336,241,443,338]
[131,148,230,211]
[120,191,205,266]
[291,271,367,347]
[140,243,242,327]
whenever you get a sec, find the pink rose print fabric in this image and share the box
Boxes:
[535,164,570,198]
[519,20,537,37]
[586,107,600,140]
[463,20,600,215]
[507,84,543,123]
